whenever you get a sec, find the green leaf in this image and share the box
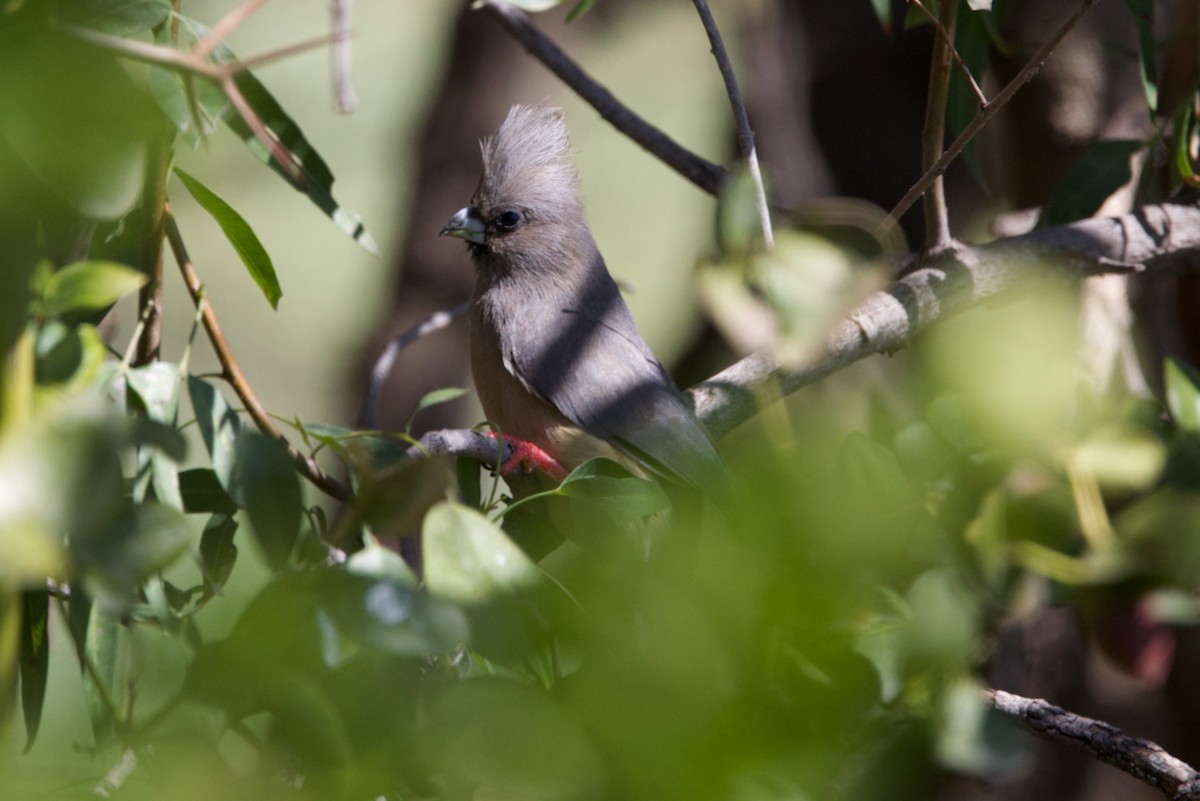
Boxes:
[199,513,238,595]
[18,589,49,754]
[171,16,378,255]
[1038,140,1144,227]
[565,0,595,22]
[559,459,672,524]
[75,504,193,610]
[870,0,892,31]
[38,261,146,317]
[405,387,467,432]
[174,167,282,309]
[1166,358,1200,433]
[965,0,992,10]
[83,605,119,745]
[59,0,171,36]
[936,676,1029,778]
[127,362,185,510]
[179,468,239,515]
[1123,0,1158,112]
[188,376,244,500]
[233,432,302,571]
[423,501,542,604]
[346,533,418,588]
[949,7,993,193]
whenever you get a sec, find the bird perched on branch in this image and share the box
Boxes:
[440,104,730,505]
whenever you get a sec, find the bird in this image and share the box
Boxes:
[439,104,730,505]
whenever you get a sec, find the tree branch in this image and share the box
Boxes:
[887,0,1102,225]
[918,0,958,251]
[478,0,728,196]
[165,206,352,502]
[691,0,773,248]
[987,689,1200,800]
[689,198,1200,438]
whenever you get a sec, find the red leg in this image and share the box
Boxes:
[486,432,568,480]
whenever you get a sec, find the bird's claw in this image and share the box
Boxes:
[487,432,568,481]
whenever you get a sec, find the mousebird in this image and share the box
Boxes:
[440,105,730,504]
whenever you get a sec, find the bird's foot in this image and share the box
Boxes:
[487,432,568,481]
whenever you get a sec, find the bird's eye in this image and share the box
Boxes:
[494,209,524,232]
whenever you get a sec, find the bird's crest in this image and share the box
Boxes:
[479,105,581,214]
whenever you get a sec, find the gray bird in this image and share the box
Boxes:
[440,105,730,504]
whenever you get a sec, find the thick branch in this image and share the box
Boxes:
[988,689,1200,800]
[479,0,728,196]
[690,199,1200,438]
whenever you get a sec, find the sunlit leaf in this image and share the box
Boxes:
[405,387,468,433]
[565,0,595,22]
[1038,140,1144,227]
[38,261,146,317]
[505,0,563,10]
[174,167,283,309]
[424,501,541,604]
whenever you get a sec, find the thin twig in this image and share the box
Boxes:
[888,0,1102,225]
[360,302,471,429]
[987,689,1200,800]
[691,0,773,249]
[910,0,987,108]
[479,0,728,196]
[919,0,959,250]
[134,127,175,366]
[165,206,351,502]
[194,0,273,59]
[332,0,357,113]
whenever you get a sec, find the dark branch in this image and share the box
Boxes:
[988,689,1200,800]
[479,0,728,196]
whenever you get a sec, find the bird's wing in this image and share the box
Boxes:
[502,271,731,501]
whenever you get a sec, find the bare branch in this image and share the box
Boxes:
[360,302,471,429]
[165,206,351,502]
[888,0,1102,225]
[332,0,357,113]
[987,689,1200,800]
[404,428,512,468]
[690,199,1200,439]
[194,0,273,59]
[691,0,773,248]
[478,0,728,196]
[910,0,987,108]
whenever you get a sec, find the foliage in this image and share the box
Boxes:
[2,1,1199,801]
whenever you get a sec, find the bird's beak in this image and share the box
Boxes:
[440,206,486,245]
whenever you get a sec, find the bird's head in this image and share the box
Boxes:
[441,105,588,275]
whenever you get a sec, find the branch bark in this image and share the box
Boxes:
[690,198,1200,439]
[988,689,1200,800]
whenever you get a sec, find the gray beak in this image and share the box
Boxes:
[440,206,486,245]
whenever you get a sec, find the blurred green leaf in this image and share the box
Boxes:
[59,0,171,35]
[560,459,672,524]
[75,504,192,609]
[936,677,1029,778]
[903,569,979,674]
[1038,140,1144,227]
[233,431,302,571]
[424,501,542,604]
[1067,425,1165,492]
[565,0,595,22]
[1165,358,1200,433]
[869,0,891,31]
[18,588,49,753]
[174,167,283,309]
[346,533,417,588]
[0,24,155,219]
[356,454,454,539]
[966,0,992,10]
[37,261,146,317]
[506,0,563,10]
[83,604,119,744]
[1123,0,1158,112]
